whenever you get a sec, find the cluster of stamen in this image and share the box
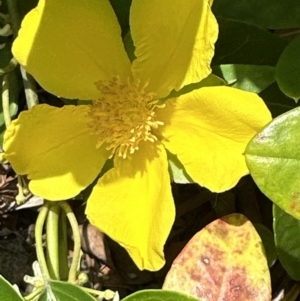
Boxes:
[89,76,164,159]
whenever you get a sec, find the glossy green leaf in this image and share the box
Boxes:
[0,275,23,301]
[163,213,271,301]
[273,204,300,280]
[213,64,275,93]
[212,0,300,29]
[245,107,300,219]
[212,18,287,66]
[38,280,97,301]
[253,223,277,267]
[259,82,299,118]
[276,36,300,101]
[122,289,202,301]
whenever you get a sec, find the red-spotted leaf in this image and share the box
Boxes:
[162,213,271,301]
[245,107,300,219]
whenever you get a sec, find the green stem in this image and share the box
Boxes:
[59,209,69,281]
[16,175,28,205]
[23,286,45,301]
[0,57,18,76]
[6,0,39,108]
[282,283,300,301]
[2,74,11,127]
[46,204,61,280]
[35,203,50,280]
[59,202,81,284]
[20,67,39,108]
[6,0,21,39]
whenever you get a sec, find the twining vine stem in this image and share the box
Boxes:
[6,0,39,109]
[35,203,51,280]
[46,204,61,280]
[59,201,81,284]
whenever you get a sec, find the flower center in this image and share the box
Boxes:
[89,76,164,159]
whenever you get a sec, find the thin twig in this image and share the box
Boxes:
[5,0,20,38]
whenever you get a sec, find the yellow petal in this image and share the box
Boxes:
[4,104,109,200]
[86,141,175,271]
[156,87,272,192]
[12,0,131,100]
[130,0,218,98]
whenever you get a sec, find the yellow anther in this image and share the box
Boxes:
[89,76,163,158]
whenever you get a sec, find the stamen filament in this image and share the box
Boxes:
[89,76,163,159]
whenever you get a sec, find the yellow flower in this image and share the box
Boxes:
[4,0,271,270]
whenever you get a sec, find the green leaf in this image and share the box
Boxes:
[212,0,300,29]
[212,192,236,218]
[0,275,23,301]
[61,98,78,105]
[109,0,131,36]
[273,204,300,280]
[166,73,225,100]
[253,223,277,267]
[38,280,97,301]
[212,64,275,93]
[245,107,300,219]
[167,151,193,184]
[259,82,299,118]
[163,214,271,300]
[276,36,300,101]
[212,18,287,66]
[122,289,202,301]
[123,31,136,62]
